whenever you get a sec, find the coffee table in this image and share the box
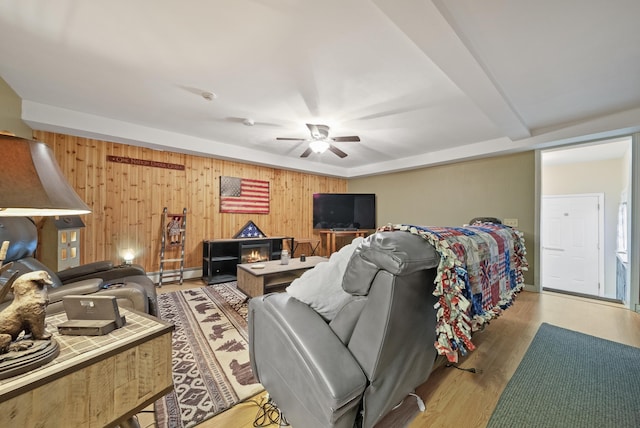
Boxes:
[237,256,327,298]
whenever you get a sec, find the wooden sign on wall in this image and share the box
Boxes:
[107,155,185,170]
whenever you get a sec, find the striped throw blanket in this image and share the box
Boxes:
[379,223,528,362]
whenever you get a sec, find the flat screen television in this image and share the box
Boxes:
[313,193,376,230]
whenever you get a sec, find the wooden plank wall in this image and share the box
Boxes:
[33,131,346,273]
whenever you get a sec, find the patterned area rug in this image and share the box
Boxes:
[154,282,263,428]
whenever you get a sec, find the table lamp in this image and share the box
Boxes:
[0,133,91,375]
[0,133,91,216]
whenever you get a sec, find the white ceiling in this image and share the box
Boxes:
[1,0,639,178]
[542,137,631,166]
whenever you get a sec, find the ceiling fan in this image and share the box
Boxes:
[276,124,360,158]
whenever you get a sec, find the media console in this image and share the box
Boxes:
[202,237,293,284]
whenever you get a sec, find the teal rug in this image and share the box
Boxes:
[487,323,640,427]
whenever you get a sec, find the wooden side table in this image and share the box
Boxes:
[318,230,373,255]
[237,256,327,298]
[0,309,174,427]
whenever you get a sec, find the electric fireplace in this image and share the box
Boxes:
[240,241,271,264]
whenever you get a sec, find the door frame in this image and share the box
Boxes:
[630,133,639,310]
[541,193,605,297]
[534,134,637,311]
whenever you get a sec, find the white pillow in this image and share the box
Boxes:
[286,237,364,321]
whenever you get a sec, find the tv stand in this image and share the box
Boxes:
[318,229,373,255]
[202,237,293,284]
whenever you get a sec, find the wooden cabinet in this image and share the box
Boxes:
[0,309,173,427]
[202,237,292,284]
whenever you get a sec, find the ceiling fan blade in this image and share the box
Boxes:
[332,136,360,142]
[300,147,313,158]
[276,137,305,141]
[328,144,348,158]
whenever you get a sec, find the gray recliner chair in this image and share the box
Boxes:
[249,230,441,428]
[0,217,158,316]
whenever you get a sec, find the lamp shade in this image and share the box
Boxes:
[0,135,91,216]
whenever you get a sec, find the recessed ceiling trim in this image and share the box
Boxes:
[21,101,349,178]
[374,0,531,140]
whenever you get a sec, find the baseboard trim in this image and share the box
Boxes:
[147,268,202,284]
[542,287,623,304]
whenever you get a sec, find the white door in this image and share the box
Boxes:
[541,194,602,296]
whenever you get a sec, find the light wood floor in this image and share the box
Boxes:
[137,280,640,428]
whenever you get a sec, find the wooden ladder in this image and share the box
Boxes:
[158,207,187,286]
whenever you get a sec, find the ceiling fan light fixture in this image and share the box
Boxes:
[309,140,330,153]
[276,123,358,157]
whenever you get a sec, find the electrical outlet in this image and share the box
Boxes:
[503,218,519,228]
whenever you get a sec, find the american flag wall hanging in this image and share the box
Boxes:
[219,176,270,214]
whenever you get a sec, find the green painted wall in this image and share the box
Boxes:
[0,77,32,139]
[348,151,536,285]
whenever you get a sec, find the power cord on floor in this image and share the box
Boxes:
[252,394,290,427]
[391,392,426,412]
[445,363,483,374]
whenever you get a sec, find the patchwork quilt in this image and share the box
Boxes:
[378,223,528,362]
